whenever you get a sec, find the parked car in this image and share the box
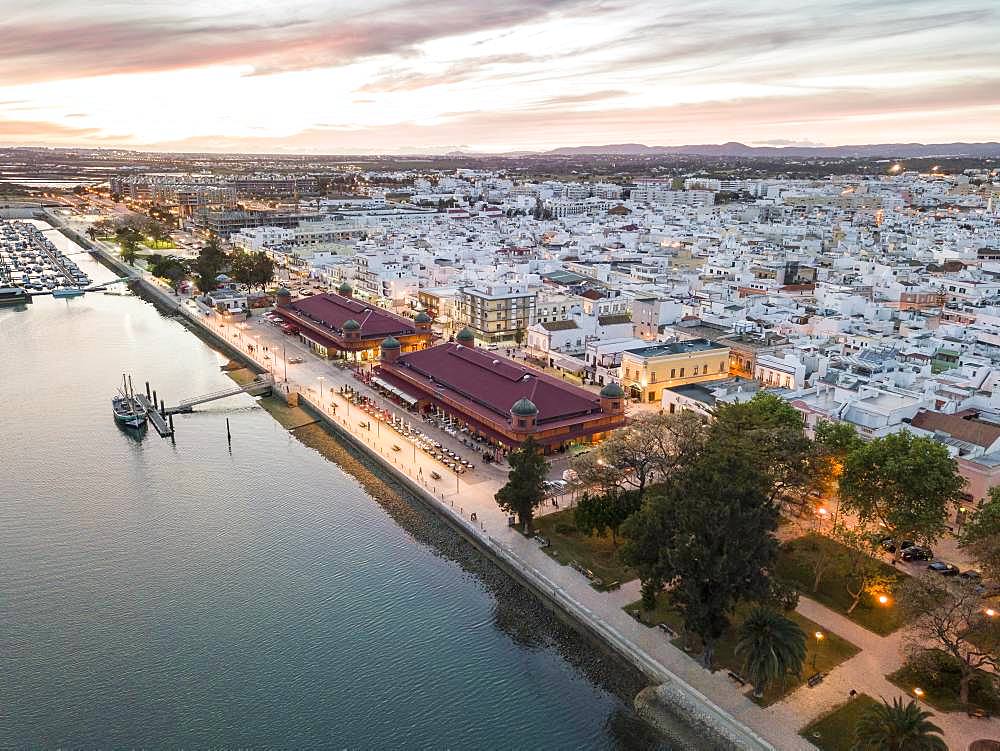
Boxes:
[901,546,933,562]
[927,561,960,576]
[959,570,982,581]
[880,537,914,553]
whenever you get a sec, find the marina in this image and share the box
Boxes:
[0,218,92,297]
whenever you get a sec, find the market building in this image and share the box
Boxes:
[375,329,627,453]
[274,284,435,361]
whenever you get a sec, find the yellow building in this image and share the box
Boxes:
[621,339,731,404]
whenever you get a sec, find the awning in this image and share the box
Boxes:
[371,376,419,406]
[550,353,587,374]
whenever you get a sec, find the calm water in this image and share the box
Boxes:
[0,224,671,749]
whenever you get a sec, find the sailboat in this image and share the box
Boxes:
[111,374,147,430]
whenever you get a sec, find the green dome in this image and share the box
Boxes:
[381,336,401,349]
[600,382,625,398]
[414,311,432,323]
[342,319,361,331]
[456,327,475,342]
[510,398,538,417]
[338,281,353,293]
[276,286,291,296]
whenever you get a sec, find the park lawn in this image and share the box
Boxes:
[145,238,176,249]
[887,652,1000,714]
[625,598,859,706]
[775,533,909,635]
[799,694,880,751]
[532,507,635,590]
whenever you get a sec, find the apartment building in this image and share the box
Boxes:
[456,284,537,344]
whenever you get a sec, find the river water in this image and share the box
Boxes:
[0,222,673,749]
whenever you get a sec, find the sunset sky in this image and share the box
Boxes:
[2,0,998,153]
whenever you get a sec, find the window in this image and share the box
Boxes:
[671,368,676,378]
[668,403,675,413]
[648,391,656,402]
[693,365,699,376]
[680,367,685,378]
[518,419,526,428]
[719,361,725,372]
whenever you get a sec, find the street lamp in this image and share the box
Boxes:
[317,376,325,410]
[811,631,824,670]
[878,594,890,606]
[986,608,997,618]
[913,687,924,698]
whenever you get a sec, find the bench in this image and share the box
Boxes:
[727,671,747,687]
[967,707,990,719]
[658,622,677,637]
[807,672,825,688]
[606,580,621,591]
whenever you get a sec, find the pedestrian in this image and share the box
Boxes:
[849,689,857,700]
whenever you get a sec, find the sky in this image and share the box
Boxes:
[1,0,998,154]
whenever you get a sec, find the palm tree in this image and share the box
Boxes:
[734,606,806,698]
[853,697,946,751]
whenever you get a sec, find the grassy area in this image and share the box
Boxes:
[624,598,860,706]
[775,534,909,635]
[799,694,880,751]
[532,507,635,590]
[887,650,1000,714]
[146,238,176,249]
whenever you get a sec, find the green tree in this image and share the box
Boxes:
[710,392,816,504]
[150,255,188,291]
[574,490,641,547]
[837,525,895,614]
[229,249,255,294]
[621,445,778,668]
[814,419,863,495]
[495,437,549,533]
[735,606,806,698]
[571,411,705,497]
[899,573,999,705]
[251,251,275,291]
[513,325,526,347]
[193,238,228,293]
[839,431,965,561]
[852,697,946,751]
[959,486,1000,580]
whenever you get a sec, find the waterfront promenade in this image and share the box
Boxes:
[66,219,997,750]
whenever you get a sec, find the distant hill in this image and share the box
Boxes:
[546,141,1000,158]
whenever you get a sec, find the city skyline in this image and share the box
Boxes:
[2,0,999,154]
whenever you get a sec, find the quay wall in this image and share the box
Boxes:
[44,212,774,751]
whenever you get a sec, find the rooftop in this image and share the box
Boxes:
[388,342,602,424]
[284,292,418,338]
[624,338,727,359]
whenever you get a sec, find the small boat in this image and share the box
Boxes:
[112,393,147,429]
[52,288,85,298]
[112,374,146,430]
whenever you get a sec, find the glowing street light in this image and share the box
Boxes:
[811,631,824,670]
[986,608,997,618]
[878,594,890,605]
[913,687,925,698]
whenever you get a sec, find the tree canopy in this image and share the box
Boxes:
[621,443,779,668]
[853,697,946,751]
[494,437,549,533]
[193,238,228,293]
[839,431,964,559]
[959,486,1000,580]
[735,606,806,698]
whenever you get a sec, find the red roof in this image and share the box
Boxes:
[387,343,601,423]
[285,293,418,339]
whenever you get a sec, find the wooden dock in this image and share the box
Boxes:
[135,394,173,437]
